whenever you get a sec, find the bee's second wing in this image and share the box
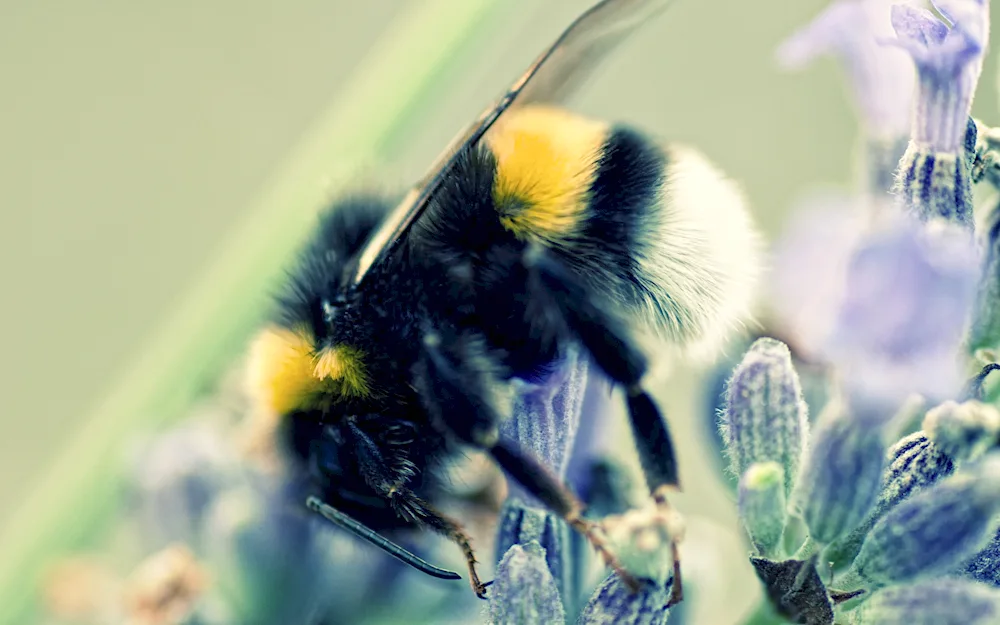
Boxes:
[350,0,674,288]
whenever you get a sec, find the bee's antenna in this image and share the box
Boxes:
[305,496,462,581]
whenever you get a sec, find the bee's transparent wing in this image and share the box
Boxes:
[350,0,674,288]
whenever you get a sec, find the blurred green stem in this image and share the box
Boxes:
[739,600,789,625]
[0,1,516,622]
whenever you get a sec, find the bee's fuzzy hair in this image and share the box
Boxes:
[633,145,762,360]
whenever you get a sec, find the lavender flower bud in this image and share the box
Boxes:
[130,421,239,550]
[738,462,787,557]
[793,402,885,544]
[496,503,573,609]
[602,498,684,585]
[852,453,1000,587]
[576,573,672,625]
[721,338,809,498]
[964,528,1000,586]
[826,432,955,569]
[968,202,1000,364]
[848,579,1000,625]
[488,542,566,625]
[924,400,1000,463]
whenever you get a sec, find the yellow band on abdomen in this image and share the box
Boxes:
[487,105,608,243]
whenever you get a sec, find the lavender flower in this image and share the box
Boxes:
[820,212,980,414]
[492,347,681,624]
[923,399,1000,462]
[792,400,886,545]
[502,348,588,500]
[720,338,809,498]
[887,0,989,152]
[129,420,241,550]
[894,120,978,223]
[776,0,914,193]
[888,0,990,224]
[847,578,1000,624]
[767,194,869,355]
[968,200,1000,364]
[488,542,566,625]
[825,431,955,570]
[496,348,587,608]
[850,453,1000,588]
[776,0,913,139]
[578,500,681,625]
[496,504,575,611]
[964,528,1000,586]
[576,574,673,625]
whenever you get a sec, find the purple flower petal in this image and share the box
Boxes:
[820,212,980,413]
[887,0,990,151]
[777,0,914,137]
[768,193,868,352]
[890,5,949,48]
[502,347,588,497]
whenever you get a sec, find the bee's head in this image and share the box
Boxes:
[247,282,372,419]
[243,196,398,425]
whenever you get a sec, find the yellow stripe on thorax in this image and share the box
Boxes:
[486,105,608,243]
[246,325,370,415]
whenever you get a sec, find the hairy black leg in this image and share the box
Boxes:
[415,329,642,593]
[413,330,500,449]
[524,243,679,490]
[491,439,641,593]
[303,428,463,581]
[335,416,487,597]
[525,244,684,606]
[387,488,490,598]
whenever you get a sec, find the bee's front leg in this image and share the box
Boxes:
[413,325,642,594]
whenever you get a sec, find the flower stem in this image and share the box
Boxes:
[0,1,513,622]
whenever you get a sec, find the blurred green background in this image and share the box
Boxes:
[1,0,998,621]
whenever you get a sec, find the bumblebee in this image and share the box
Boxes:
[245,0,760,606]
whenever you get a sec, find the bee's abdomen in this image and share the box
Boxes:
[488,105,761,357]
